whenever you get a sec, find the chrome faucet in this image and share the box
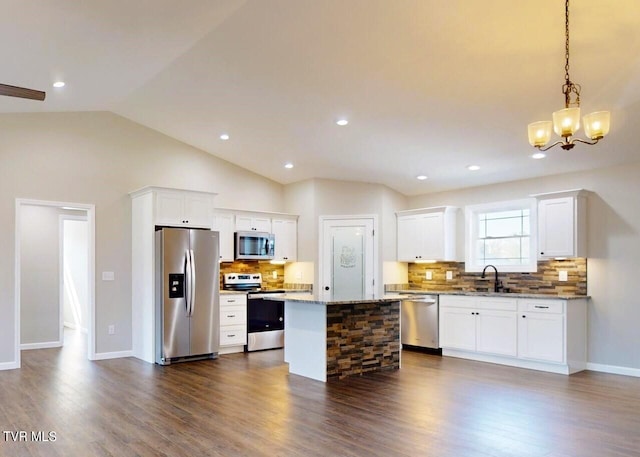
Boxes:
[481,264,502,293]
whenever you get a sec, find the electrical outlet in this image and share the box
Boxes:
[559,270,568,282]
[272,270,278,279]
[425,270,433,280]
[108,325,115,335]
[295,271,302,280]
[102,271,115,281]
[446,271,453,280]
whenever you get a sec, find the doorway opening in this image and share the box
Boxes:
[14,199,96,367]
[318,215,378,301]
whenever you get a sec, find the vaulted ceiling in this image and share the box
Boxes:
[2,0,640,195]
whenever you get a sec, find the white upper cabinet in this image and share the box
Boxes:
[155,189,213,228]
[212,212,235,262]
[272,218,297,262]
[235,215,271,232]
[534,189,587,258]
[396,206,457,262]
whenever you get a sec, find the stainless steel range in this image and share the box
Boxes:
[223,273,284,352]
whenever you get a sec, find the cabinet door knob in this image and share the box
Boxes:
[522,315,526,318]
[540,252,544,255]
[325,286,330,291]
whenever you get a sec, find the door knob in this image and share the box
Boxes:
[325,286,330,291]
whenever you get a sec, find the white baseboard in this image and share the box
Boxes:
[0,360,20,371]
[586,362,640,378]
[21,341,63,350]
[92,350,133,361]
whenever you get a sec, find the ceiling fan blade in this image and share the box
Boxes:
[0,83,46,101]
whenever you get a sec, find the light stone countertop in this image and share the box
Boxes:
[386,290,589,300]
[270,294,402,305]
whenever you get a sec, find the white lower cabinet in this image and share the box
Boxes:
[517,299,565,363]
[439,296,517,356]
[440,307,476,351]
[476,309,518,357]
[219,294,247,354]
[440,295,587,374]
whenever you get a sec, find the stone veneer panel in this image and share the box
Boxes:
[404,259,587,295]
[326,301,400,381]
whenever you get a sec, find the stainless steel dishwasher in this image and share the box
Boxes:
[401,295,439,350]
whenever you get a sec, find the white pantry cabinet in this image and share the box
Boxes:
[396,206,457,262]
[440,294,587,375]
[155,189,213,228]
[534,189,587,258]
[219,294,247,354]
[130,186,217,363]
[212,212,235,262]
[272,218,297,262]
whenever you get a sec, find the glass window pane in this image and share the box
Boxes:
[485,210,522,220]
[485,217,524,237]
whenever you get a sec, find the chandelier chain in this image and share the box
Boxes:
[562,0,580,108]
[565,0,570,83]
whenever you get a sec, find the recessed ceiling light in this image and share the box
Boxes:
[52,81,65,88]
[467,165,480,171]
[416,175,428,180]
[531,152,546,159]
[336,119,349,126]
[284,162,294,169]
[220,134,230,140]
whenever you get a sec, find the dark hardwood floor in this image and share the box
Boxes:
[1,330,639,456]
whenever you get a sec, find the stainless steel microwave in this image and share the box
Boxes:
[234,231,275,260]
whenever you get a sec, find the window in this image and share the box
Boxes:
[465,199,537,273]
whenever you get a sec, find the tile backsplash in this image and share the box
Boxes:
[401,258,587,296]
[219,261,284,289]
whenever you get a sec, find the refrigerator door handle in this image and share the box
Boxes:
[189,249,196,316]
[185,250,192,316]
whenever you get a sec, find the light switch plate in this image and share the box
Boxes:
[295,271,302,280]
[446,271,453,280]
[559,270,568,282]
[425,270,433,280]
[102,271,115,281]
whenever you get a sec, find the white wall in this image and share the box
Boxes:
[0,111,284,365]
[20,205,61,346]
[284,178,408,295]
[408,161,640,370]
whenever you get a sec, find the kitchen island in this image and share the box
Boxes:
[272,295,402,382]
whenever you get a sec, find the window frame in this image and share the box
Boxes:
[465,198,538,273]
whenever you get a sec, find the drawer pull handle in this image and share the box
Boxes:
[534,305,550,309]
[227,314,236,318]
[227,299,236,303]
[228,334,236,337]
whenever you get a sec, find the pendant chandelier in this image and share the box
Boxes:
[527,0,610,151]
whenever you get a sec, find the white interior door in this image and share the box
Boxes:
[320,217,376,301]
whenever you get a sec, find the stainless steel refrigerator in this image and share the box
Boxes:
[155,228,220,365]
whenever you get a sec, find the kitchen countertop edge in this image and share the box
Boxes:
[386,290,590,300]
